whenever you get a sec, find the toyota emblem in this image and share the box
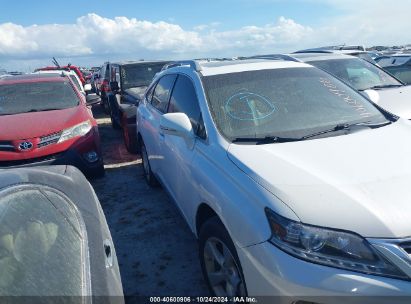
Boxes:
[18,141,33,151]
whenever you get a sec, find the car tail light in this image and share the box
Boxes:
[101,80,110,92]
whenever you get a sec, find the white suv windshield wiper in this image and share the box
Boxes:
[232,121,392,144]
[301,121,392,140]
[232,136,301,144]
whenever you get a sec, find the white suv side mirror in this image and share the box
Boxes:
[160,113,195,148]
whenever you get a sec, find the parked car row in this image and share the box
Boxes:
[89,52,411,160]
[1,48,411,301]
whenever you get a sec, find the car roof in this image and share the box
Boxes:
[0,73,67,84]
[295,45,366,52]
[164,58,312,77]
[379,54,411,58]
[375,54,411,66]
[34,70,77,75]
[36,65,80,69]
[111,60,169,66]
[290,52,356,62]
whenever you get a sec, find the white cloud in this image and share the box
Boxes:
[0,13,313,70]
[1,2,411,71]
[193,22,221,31]
[302,0,411,45]
[0,13,310,60]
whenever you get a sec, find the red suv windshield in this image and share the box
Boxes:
[0,80,79,116]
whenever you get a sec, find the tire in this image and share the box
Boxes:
[122,118,138,154]
[87,163,105,179]
[110,112,121,130]
[108,96,121,129]
[140,141,159,187]
[199,217,247,297]
[102,96,110,114]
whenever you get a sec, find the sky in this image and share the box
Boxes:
[0,0,410,71]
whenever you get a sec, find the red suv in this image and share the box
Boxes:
[0,74,104,177]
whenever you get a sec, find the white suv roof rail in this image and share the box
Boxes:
[162,55,300,72]
[240,54,301,62]
[162,60,203,72]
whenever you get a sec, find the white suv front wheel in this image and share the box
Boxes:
[199,217,247,297]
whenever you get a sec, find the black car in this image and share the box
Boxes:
[106,61,169,153]
[95,62,111,113]
[0,165,123,299]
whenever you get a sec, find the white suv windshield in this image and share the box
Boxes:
[202,67,388,141]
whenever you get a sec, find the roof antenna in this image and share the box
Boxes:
[52,57,60,68]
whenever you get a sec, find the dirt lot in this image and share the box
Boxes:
[90,106,208,296]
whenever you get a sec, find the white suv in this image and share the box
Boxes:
[136,57,411,301]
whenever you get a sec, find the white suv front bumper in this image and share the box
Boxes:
[238,241,411,303]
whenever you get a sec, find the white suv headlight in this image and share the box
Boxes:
[265,208,408,280]
[58,120,92,143]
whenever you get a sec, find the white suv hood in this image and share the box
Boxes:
[227,120,411,238]
[364,85,411,119]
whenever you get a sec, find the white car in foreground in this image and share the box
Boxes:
[289,52,411,119]
[34,70,91,94]
[136,57,411,302]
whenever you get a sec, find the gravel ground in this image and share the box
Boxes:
[90,106,209,296]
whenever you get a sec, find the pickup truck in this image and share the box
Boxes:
[106,60,170,153]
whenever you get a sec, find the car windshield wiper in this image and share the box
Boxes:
[232,135,301,144]
[361,84,403,90]
[26,108,62,112]
[1,108,65,115]
[301,121,392,140]
[232,121,392,144]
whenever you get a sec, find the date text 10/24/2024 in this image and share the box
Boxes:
[149,297,258,303]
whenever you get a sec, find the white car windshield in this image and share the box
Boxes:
[69,75,82,92]
[202,67,389,141]
[308,58,402,91]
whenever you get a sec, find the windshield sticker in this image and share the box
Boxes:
[319,78,372,117]
[225,91,276,121]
